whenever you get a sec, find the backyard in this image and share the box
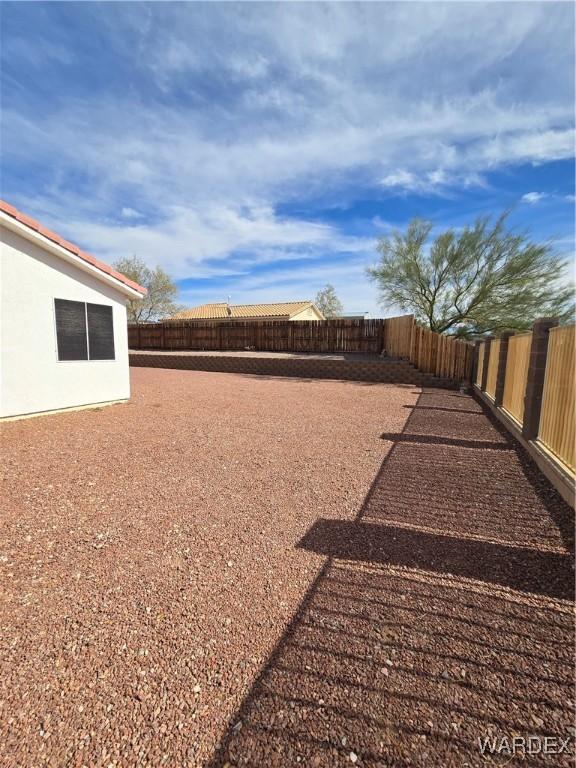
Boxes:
[1,368,574,767]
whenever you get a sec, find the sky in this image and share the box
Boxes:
[1,1,574,316]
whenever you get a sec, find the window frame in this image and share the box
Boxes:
[54,298,116,363]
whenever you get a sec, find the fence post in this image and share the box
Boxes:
[480,336,493,391]
[472,340,482,385]
[522,318,558,441]
[378,320,384,355]
[137,323,141,350]
[408,316,415,363]
[494,331,514,407]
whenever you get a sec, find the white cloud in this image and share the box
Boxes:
[380,167,486,195]
[1,1,574,315]
[33,201,372,282]
[521,192,548,204]
[381,170,417,190]
[479,129,575,168]
[120,207,142,219]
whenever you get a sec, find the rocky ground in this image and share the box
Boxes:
[1,370,573,767]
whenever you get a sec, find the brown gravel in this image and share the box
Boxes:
[1,369,415,767]
[214,389,575,768]
[1,372,573,768]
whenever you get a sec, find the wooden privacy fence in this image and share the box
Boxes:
[410,325,473,381]
[128,315,474,381]
[130,318,386,354]
[538,325,575,474]
[475,322,575,477]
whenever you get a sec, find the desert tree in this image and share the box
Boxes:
[114,255,185,322]
[315,283,344,318]
[367,213,574,337]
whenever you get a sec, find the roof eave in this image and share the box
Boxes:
[1,212,146,300]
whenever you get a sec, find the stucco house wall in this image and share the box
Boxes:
[1,224,136,418]
[290,305,324,321]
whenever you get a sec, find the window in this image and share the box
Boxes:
[55,299,115,361]
[54,299,88,360]
[87,303,115,360]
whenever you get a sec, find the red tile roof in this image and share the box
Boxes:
[0,200,147,296]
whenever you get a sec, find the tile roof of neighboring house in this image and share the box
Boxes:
[172,301,321,320]
[0,200,147,296]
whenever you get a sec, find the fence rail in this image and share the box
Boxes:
[128,315,474,382]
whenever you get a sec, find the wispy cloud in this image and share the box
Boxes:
[521,192,548,204]
[120,207,143,220]
[1,2,574,313]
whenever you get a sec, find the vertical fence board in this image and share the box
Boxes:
[485,339,500,399]
[538,325,575,473]
[501,333,532,425]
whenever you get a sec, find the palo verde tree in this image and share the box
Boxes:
[114,255,185,322]
[367,213,574,337]
[315,283,344,318]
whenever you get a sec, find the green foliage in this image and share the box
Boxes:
[315,283,344,318]
[367,213,574,337]
[114,255,185,322]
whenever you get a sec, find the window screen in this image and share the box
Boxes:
[55,299,88,361]
[87,303,115,360]
[55,300,115,361]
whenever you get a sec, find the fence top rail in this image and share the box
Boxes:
[133,316,398,325]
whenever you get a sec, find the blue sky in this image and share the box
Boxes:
[1,2,574,315]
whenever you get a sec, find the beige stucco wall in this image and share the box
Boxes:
[0,226,131,418]
[290,306,324,321]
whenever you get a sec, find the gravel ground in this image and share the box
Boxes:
[1,372,573,768]
[213,389,575,767]
[1,369,416,768]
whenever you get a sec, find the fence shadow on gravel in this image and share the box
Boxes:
[379,432,515,451]
[298,519,573,601]
[208,389,575,768]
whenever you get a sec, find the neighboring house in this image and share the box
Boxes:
[171,301,325,322]
[0,201,146,419]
